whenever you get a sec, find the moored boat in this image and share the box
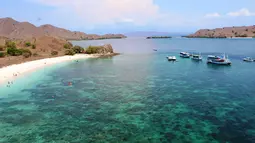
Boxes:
[191,53,202,61]
[207,55,220,60]
[180,52,190,58]
[243,57,254,62]
[166,56,177,61]
[207,54,231,65]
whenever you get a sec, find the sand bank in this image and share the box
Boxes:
[0,54,96,85]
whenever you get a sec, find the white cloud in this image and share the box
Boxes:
[33,0,161,26]
[205,13,221,18]
[227,8,255,17]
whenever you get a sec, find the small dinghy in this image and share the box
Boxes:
[243,57,254,62]
[166,56,177,61]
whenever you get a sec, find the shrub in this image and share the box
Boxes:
[64,49,75,55]
[85,46,99,54]
[64,43,72,49]
[238,34,248,37]
[20,49,32,58]
[5,41,16,48]
[23,52,31,58]
[7,47,32,57]
[0,52,6,58]
[25,42,31,47]
[51,50,58,56]
[253,31,255,34]
[0,45,5,51]
[7,47,22,56]
[72,46,84,53]
[32,44,36,49]
[33,53,39,57]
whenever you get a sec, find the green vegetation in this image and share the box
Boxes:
[51,50,58,56]
[237,34,248,37]
[65,49,75,55]
[245,29,248,32]
[7,47,23,56]
[33,53,39,57]
[0,52,6,58]
[85,46,100,54]
[0,45,5,51]
[72,46,84,53]
[25,42,31,47]
[253,31,255,34]
[32,44,36,49]
[63,45,85,55]
[97,37,123,40]
[20,49,32,58]
[64,43,73,49]
[5,41,16,49]
[82,37,124,40]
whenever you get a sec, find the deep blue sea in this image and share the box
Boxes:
[1,38,255,143]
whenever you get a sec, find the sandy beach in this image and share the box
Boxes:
[0,54,96,85]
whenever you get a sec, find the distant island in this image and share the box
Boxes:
[0,17,127,40]
[146,36,172,39]
[186,25,255,38]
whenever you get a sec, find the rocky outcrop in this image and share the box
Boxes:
[0,17,126,40]
[97,44,114,54]
[85,44,116,55]
[187,25,255,38]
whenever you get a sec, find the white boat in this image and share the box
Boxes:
[191,53,202,61]
[207,55,220,60]
[180,52,190,58]
[207,54,231,65]
[243,57,254,62]
[166,56,177,61]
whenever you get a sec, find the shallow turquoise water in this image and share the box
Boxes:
[1,38,255,142]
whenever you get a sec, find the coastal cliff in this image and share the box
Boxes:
[0,17,126,40]
[187,25,255,38]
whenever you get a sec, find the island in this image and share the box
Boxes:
[186,25,255,38]
[0,17,127,40]
[0,36,118,68]
[146,36,172,39]
[0,17,122,69]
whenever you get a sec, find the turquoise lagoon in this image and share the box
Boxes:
[0,38,255,142]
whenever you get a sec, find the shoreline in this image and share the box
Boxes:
[0,54,98,85]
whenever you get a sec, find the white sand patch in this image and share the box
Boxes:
[0,54,97,85]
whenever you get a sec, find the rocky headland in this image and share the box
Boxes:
[186,25,255,38]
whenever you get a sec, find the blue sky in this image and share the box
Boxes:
[1,0,255,34]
